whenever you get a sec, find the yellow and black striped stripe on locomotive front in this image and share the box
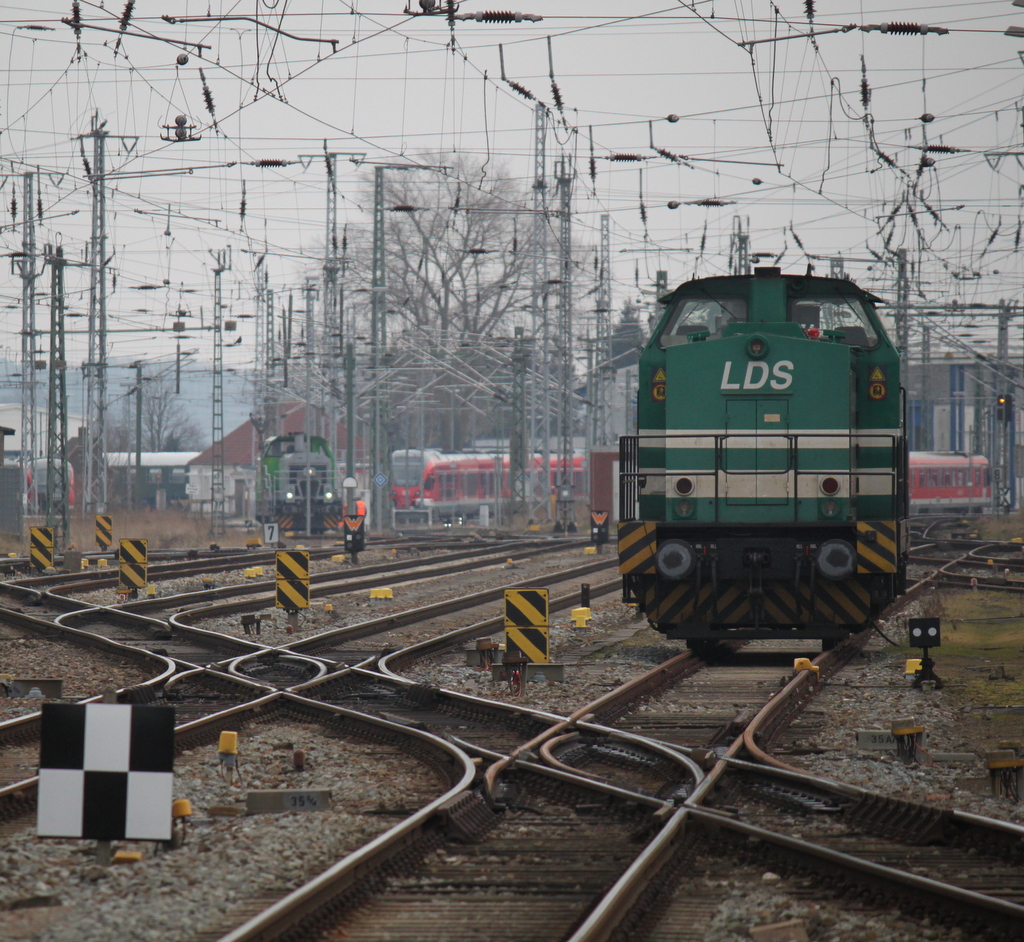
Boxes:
[855,520,897,573]
[618,521,658,574]
[645,577,871,626]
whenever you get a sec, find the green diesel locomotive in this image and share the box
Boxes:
[618,267,908,649]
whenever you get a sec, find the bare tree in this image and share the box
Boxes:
[108,375,206,453]
[354,154,534,341]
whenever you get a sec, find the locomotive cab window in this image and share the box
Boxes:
[659,297,747,346]
[789,297,878,348]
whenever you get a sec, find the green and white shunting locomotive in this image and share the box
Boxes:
[618,267,908,649]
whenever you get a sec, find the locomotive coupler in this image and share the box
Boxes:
[745,549,769,628]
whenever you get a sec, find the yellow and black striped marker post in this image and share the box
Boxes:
[276,549,310,611]
[117,538,148,591]
[30,527,54,571]
[95,514,113,551]
[503,587,549,663]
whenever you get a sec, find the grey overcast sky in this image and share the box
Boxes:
[2,0,1024,378]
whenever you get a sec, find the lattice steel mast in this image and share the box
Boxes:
[210,248,230,536]
[45,246,69,549]
[16,171,40,513]
[553,158,576,533]
[529,102,549,521]
[81,115,109,515]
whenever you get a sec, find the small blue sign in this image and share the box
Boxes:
[373,472,388,488]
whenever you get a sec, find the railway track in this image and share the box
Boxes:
[3,529,1024,941]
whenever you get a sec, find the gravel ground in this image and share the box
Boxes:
[400,598,674,714]
[65,550,388,608]
[698,877,961,942]
[0,719,446,942]
[0,638,152,723]
[4,552,1024,941]
[176,548,614,643]
[794,620,1024,826]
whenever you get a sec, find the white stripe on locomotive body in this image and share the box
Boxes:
[637,427,900,502]
[639,470,895,499]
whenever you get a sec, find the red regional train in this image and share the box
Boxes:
[908,452,991,514]
[391,449,586,523]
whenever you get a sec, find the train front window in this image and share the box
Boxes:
[659,297,747,346]
[392,453,425,487]
[789,297,878,347]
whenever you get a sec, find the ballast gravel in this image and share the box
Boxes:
[0,720,445,942]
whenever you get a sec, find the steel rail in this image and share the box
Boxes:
[161,540,593,626]
[375,572,621,676]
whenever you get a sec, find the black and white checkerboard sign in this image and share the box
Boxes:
[37,703,175,841]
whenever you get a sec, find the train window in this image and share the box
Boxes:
[170,468,186,483]
[943,470,951,487]
[659,297,747,346]
[789,297,878,348]
[392,453,425,487]
[424,475,435,490]
[466,472,478,495]
[147,469,162,483]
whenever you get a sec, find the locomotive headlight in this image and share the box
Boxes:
[820,498,839,517]
[285,491,294,500]
[815,539,856,580]
[674,476,695,496]
[324,491,333,499]
[746,335,769,359]
[819,476,841,496]
[655,539,696,579]
[675,499,694,518]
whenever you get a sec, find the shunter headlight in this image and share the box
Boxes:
[675,476,694,496]
[675,499,694,518]
[815,539,856,580]
[820,476,840,496]
[655,539,697,579]
[324,491,333,500]
[820,498,839,517]
[285,491,295,500]
[746,335,769,359]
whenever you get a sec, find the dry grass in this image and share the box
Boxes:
[973,511,1024,542]
[901,589,1024,717]
[0,510,252,554]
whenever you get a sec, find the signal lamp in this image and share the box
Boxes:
[820,476,840,496]
[746,336,768,359]
[675,476,694,496]
[675,499,694,518]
